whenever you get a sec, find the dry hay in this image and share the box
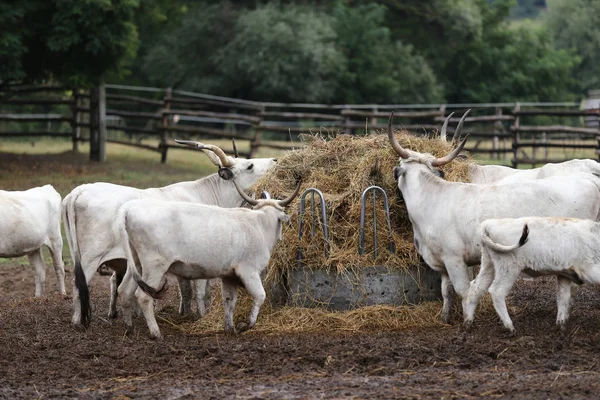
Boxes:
[251,129,472,286]
[182,129,475,335]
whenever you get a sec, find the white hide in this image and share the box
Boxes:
[64,149,276,326]
[388,116,600,324]
[0,185,65,296]
[117,198,290,339]
[469,159,600,184]
[465,217,600,333]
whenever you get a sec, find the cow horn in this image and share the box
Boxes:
[278,180,302,207]
[232,179,258,206]
[232,138,239,158]
[387,113,410,159]
[431,134,470,167]
[175,139,234,168]
[439,112,455,142]
[451,109,471,143]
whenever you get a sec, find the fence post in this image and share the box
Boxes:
[160,87,172,163]
[512,102,520,168]
[71,89,81,152]
[250,105,264,158]
[89,83,106,162]
[493,107,502,160]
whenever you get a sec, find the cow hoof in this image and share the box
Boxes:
[236,322,250,332]
[463,320,473,332]
[125,326,134,337]
[108,311,118,319]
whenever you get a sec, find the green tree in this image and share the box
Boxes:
[332,3,442,103]
[216,3,344,102]
[546,0,600,92]
[141,3,237,92]
[0,0,140,87]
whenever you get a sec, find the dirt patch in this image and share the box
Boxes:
[1,263,600,399]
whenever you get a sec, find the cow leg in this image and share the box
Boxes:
[108,271,124,319]
[556,277,573,330]
[221,277,239,334]
[117,269,138,334]
[47,237,66,296]
[464,249,495,328]
[440,272,454,324]
[237,272,266,331]
[27,249,46,297]
[443,259,471,319]
[488,266,521,334]
[135,287,162,340]
[177,277,193,316]
[194,279,211,318]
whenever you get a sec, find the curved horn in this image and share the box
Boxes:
[232,138,239,158]
[431,134,470,167]
[232,179,258,206]
[451,109,471,143]
[174,139,206,148]
[277,180,302,207]
[439,111,455,142]
[175,139,234,168]
[387,112,410,159]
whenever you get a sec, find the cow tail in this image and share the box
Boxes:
[64,188,92,327]
[482,223,529,253]
[118,206,169,301]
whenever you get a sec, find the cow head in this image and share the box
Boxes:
[388,111,469,185]
[233,178,301,240]
[174,140,277,187]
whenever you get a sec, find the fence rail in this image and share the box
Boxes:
[1,84,599,167]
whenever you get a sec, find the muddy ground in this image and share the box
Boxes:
[1,262,600,399]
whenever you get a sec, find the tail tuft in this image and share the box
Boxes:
[134,275,169,300]
[518,224,530,247]
[74,261,91,327]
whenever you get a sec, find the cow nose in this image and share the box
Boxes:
[273,158,278,162]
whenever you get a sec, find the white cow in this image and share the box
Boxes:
[117,179,301,339]
[0,185,65,296]
[387,112,600,323]
[469,159,600,184]
[465,217,600,333]
[64,141,276,327]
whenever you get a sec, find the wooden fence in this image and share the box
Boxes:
[1,83,599,167]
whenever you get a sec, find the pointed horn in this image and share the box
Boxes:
[232,138,239,158]
[439,112,455,142]
[278,180,302,207]
[451,109,471,143]
[232,179,258,206]
[431,134,470,167]
[387,112,409,159]
[174,139,206,148]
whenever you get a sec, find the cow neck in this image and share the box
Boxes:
[192,173,246,208]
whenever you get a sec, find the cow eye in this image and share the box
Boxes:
[247,163,254,170]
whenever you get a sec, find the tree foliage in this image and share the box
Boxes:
[0,0,140,87]
[546,0,600,92]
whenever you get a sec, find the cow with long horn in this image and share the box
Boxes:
[63,141,276,328]
[388,111,600,324]
[117,179,302,339]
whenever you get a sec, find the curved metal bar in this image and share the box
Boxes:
[359,186,395,258]
[297,188,330,265]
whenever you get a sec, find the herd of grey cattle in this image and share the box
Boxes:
[4,110,600,339]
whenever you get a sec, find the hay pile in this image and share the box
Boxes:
[251,130,472,286]
[184,129,474,335]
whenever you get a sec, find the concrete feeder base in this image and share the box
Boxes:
[270,264,442,310]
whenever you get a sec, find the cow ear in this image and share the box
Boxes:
[393,166,405,181]
[218,168,234,180]
[278,214,291,225]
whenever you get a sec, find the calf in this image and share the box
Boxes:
[0,185,65,296]
[117,180,301,339]
[464,217,600,333]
